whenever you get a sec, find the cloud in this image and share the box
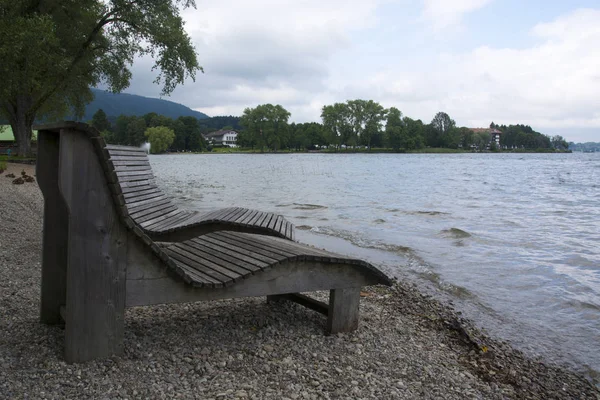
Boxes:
[126,0,385,119]
[338,8,600,135]
[420,0,493,31]
[123,4,600,141]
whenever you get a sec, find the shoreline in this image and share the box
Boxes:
[1,162,598,399]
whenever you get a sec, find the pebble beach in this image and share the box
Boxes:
[0,163,598,399]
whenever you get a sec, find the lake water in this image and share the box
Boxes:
[149,152,600,385]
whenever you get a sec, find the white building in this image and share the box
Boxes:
[202,129,238,147]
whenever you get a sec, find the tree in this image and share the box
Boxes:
[239,104,291,151]
[91,109,111,132]
[145,126,175,154]
[321,103,352,148]
[0,1,201,155]
[385,107,404,150]
[430,112,456,147]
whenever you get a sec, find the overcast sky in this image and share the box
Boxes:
[124,0,600,143]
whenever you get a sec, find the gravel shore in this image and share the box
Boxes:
[1,162,598,399]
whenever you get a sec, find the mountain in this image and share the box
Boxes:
[80,89,209,120]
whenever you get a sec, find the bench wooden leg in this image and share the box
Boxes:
[59,129,128,363]
[327,288,360,334]
[37,131,69,325]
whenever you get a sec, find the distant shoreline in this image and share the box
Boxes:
[163,148,574,155]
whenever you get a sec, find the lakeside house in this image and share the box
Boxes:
[202,129,239,148]
[469,127,502,148]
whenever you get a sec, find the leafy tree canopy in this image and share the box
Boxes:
[145,126,175,153]
[0,0,201,155]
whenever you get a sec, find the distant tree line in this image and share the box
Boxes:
[91,100,570,154]
[237,100,567,152]
[91,109,243,153]
[568,142,600,152]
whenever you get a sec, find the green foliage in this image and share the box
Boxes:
[0,0,201,155]
[0,160,6,173]
[321,100,387,149]
[91,109,111,132]
[145,126,175,154]
[239,104,291,151]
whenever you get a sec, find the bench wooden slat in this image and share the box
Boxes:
[140,209,185,228]
[128,199,172,217]
[170,259,220,287]
[186,238,265,272]
[107,149,149,157]
[238,209,260,225]
[275,216,285,234]
[222,207,247,222]
[147,211,195,231]
[210,232,296,260]
[247,211,266,226]
[125,191,165,205]
[123,187,162,200]
[106,145,147,152]
[166,246,233,284]
[109,155,152,161]
[117,173,156,182]
[259,213,274,228]
[200,207,236,222]
[111,160,151,167]
[132,203,179,222]
[173,243,246,280]
[114,166,153,174]
[117,179,156,188]
[120,184,157,195]
[126,194,170,211]
[198,234,282,265]
[214,232,300,258]
[227,231,336,259]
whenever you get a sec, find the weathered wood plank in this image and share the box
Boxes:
[115,169,155,177]
[188,238,268,271]
[130,203,178,221]
[109,155,152,161]
[171,243,243,281]
[106,144,147,152]
[59,129,127,363]
[173,242,254,277]
[126,261,377,307]
[215,232,300,258]
[164,248,230,284]
[126,194,169,210]
[123,187,162,199]
[125,191,166,205]
[327,288,360,334]
[198,235,282,265]
[267,293,329,315]
[107,149,149,157]
[207,233,296,262]
[134,205,180,223]
[116,173,155,182]
[37,130,69,325]
[111,160,151,167]
[148,211,195,231]
[259,213,274,228]
[140,209,184,228]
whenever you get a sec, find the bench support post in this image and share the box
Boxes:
[37,131,69,325]
[327,288,360,334]
[58,129,128,363]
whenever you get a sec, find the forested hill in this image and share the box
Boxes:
[81,89,209,121]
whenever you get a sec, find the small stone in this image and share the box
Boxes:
[200,348,211,356]
[263,345,274,352]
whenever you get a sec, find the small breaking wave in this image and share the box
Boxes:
[309,226,412,256]
[440,228,472,239]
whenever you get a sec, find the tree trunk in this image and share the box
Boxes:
[6,95,36,157]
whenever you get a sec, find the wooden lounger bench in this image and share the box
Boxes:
[102,143,293,242]
[34,122,392,363]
